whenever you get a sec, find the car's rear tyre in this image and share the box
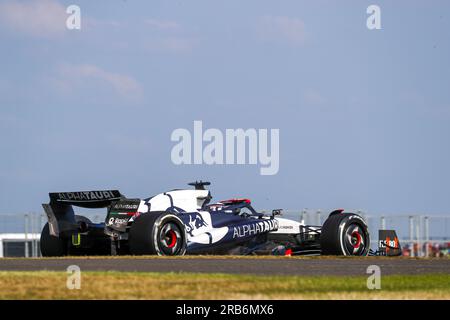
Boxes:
[40,223,67,257]
[320,212,370,256]
[129,212,187,255]
[40,215,92,257]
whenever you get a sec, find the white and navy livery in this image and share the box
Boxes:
[40,181,400,256]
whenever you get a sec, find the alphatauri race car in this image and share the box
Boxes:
[40,181,401,256]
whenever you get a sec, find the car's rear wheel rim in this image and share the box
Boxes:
[158,222,183,255]
[344,224,367,255]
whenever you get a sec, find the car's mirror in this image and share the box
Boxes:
[272,209,282,217]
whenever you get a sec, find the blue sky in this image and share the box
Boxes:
[0,0,449,215]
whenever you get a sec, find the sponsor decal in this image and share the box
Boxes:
[232,219,279,238]
[112,203,139,211]
[378,239,398,248]
[58,191,117,201]
[378,230,402,256]
[185,213,208,237]
[108,217,129,226]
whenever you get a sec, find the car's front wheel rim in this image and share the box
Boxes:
[344,224,368,255]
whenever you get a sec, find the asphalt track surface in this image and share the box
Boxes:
[0,257,449,276]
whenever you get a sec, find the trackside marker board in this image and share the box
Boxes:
[378,230,402,256]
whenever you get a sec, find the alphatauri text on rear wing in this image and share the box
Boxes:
[42,190,124,236]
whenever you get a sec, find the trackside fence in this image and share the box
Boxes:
[0,211,449,257]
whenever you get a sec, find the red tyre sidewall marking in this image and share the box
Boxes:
[167,229,177,248]
[351,231,362,249]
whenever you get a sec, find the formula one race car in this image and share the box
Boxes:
[40,181,401,256]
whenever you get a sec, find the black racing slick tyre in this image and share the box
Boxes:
[40,223,67,257]
[320,212,370,256]
[40,215,92,257]
[129,212,187,256]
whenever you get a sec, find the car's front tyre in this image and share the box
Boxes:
[320,212,370,256]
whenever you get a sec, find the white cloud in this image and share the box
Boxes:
[303,89,327,105]
[146,37,197,54]
[0,0,67,38]
[259,15,307,45]
[84,18,121,30]
[57,63,143,99]
[144,19,180,31]
[142,19,196,53]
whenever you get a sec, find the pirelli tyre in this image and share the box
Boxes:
[320,212,370,256]
[40,215,92,257]
[40,223,67,256]
[129,212,187,256]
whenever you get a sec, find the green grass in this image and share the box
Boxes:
[0,271,448,300]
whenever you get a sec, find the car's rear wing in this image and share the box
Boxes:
[42,190,124,237]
